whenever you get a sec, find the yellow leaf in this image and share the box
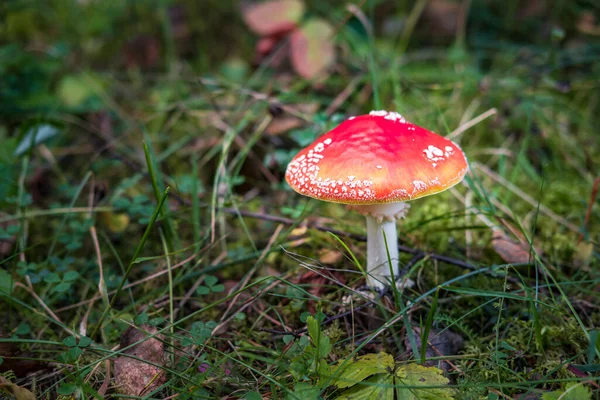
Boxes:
[0,376,36,400]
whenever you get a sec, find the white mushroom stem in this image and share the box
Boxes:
[349,202,410,290]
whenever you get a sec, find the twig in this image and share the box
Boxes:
[580,176,600,243]
[448,108,497,140]
[14,280,75,337]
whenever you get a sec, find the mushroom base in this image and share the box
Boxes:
[354,202,410,289]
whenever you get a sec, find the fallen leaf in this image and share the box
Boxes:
[113,325,166,396]
[290,18,336,80]
[492,229,537,264]
[289,225,307,237]
[265,116,305,135]
[242,0,304,36]
[577,12,600,36]
[318,249,343,265]
[256,35,279,56]
[0,376,36,400]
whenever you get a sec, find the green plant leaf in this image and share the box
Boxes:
[57,383,77,395]
[54,282,72,293]
[211,284,225,293]
[335,373,394,400]
[62,336,77,347]
[287,381,321,400]
[68,346,83,359]
[542,382,591,400]
[63,270,80,282]
[78,336,92,347]
[204,275,218,287]
[196,286,210,295]
[0,269,13,295]
[245,391,262,400]
[44,273,61,283]
[307,316,319,344]
[329,353,394,389]
[395,363,454,399]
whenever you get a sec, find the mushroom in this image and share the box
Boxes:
[285,110,468,290]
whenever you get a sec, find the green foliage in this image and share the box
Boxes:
[196,275,225,295]
[181,321,217,347]
[542,382,591,400]
[113,195,155,224]
[327,352,454,399]
[1,0,599,398]
[57,218,93,251]
[0,269,13,295]
[0,44,60,115]
[61,335,92,361]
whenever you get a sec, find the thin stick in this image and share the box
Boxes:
[580,177,600,243]
[14,280,75,337]
[448,108,497,140]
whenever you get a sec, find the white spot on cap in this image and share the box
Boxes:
[369,110,406,123]
[324,138,332,145]
[423,145,446,163]
[412,180,427,194]
[369,110,388,117]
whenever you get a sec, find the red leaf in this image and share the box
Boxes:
[243,0,305,36]
[290,18,336,80]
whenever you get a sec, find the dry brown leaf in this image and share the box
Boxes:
[492,229,536,264]
[266,116,305,135]
[242,0,304,36]
[113,325,166,396]
[578,11,600,36]
[319,249,343,265]
[290,19,336,80]
[289,225,307,237]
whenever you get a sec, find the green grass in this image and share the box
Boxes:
[1,0,599,399]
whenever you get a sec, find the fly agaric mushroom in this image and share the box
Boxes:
[285,110,468,290]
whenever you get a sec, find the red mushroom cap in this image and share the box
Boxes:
[285,110,468,204]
